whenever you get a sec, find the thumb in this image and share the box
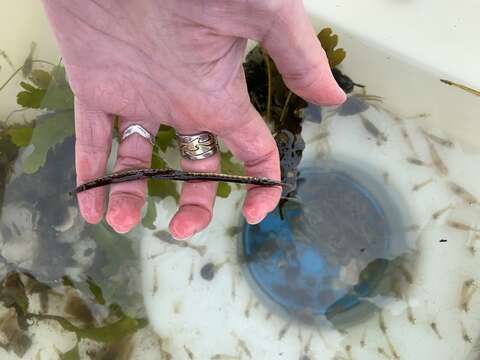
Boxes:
[262,1,346,106]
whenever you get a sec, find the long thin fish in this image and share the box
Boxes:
[72,168,289,195]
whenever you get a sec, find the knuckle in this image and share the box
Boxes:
[253,0,287,15]
[115,154,151,170]
[282,62,322,91]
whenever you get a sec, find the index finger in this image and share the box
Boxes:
[221,105,281,224]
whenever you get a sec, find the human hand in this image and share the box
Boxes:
[42,0,345,238]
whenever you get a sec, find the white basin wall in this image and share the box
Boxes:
[304,0,480,90]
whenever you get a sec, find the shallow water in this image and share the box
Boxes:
[1,2,480,360]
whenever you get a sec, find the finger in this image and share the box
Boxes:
[74,97,113,224]
[106,119,159,233]
[262,1,346,106]
[221,105,281,225]
[168,153,220,240]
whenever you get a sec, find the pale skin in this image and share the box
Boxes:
[42,0,346,239]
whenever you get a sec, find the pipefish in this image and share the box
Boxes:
[71,168,290,195]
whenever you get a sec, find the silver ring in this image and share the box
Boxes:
[121,124,155,146]
[176,131,218,160]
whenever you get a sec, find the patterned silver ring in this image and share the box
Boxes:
[176,131,218,160]
[120,124,155,146]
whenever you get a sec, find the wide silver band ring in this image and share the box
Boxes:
[176,131,218,160]
[120,124,155,146]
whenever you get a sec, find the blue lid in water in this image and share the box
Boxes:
[241,166,402,326]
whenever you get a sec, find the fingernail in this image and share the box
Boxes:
[169,219,194,241]
[78,192,101,224]
[107,199,139,234]
[244,207,267,225]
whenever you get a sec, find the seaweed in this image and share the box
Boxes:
[243,27,357,200]
[0,270,147,348]
[0,129,20,216]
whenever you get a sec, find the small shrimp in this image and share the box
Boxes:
[184,346,194,360]
[421,129,454,148]
[400,126,416,155]
[412,178,433,192]
[406,303,416,325]
[447,220,478,232]
[460,279,477,312]
[244,296,253,318]
[360,115,387,145]
[448,182,477,205]
[428,141,448,176]
[432,205,454,220]
[152,266,159,296]
[406,157,429,166]
[430,322,442,339]
[461,321,472,343]
[278,321,291,340]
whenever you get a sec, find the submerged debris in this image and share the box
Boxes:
[440,79,480,97]
[200,263,216,281]
[0,308,32,357]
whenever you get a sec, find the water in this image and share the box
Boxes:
[1,2,480,360]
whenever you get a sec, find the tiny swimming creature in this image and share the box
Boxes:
[421,129,454,148]
[430,322,442,339]
[406,157,429,167]
[383,172,390,185]
[360,330,367,347]
[432,205,454,220]
[0,48,15,71]
[184,346,194,360]
[400,126,417,155]
[278,321,292,340]
[360,115,387,145]
[152,266,159,296]
[244,296,253,318]
[412,178,433,192]
[461,321,473,343]
[232,333,252,359]
[448,182,477,205]
[460,279,477,312]
[189,261,194,284]
[427,141,448,176]
[406,303,416,325]
[377,347,391,359]
[446,220,478,233]
[22,42,36,78]
[211,354,241,360]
